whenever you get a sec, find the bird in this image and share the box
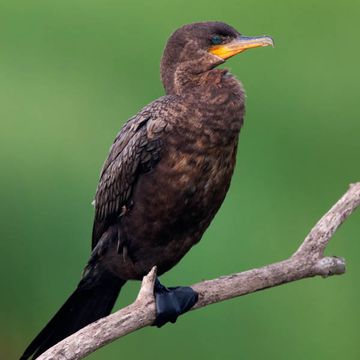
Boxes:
[20,21,273,359]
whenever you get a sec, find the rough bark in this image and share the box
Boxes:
[37,183,360,360]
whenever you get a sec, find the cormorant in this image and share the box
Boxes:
[20,21,273,359]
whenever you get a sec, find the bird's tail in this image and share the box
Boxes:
[20,269,125,360]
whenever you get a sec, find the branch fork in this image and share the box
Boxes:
[37,183,360,360]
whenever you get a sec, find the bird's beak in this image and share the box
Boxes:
[209,35,274,60]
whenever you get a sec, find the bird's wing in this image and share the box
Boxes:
[92,99,169,249]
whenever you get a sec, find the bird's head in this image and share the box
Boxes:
[160,22,273,94]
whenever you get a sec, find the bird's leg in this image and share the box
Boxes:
[152,278,198,327]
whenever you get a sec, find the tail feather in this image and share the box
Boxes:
[20,272,125,360]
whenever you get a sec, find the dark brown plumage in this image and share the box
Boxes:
[21,22,273,359]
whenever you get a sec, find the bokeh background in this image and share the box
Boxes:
[1,0,360,359]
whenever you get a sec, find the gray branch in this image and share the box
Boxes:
[38,183,360,360]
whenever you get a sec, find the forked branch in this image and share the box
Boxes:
[38,183,360,360]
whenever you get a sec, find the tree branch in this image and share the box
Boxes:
[38,183,360,360]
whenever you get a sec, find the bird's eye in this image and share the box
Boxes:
[210,35,223,45]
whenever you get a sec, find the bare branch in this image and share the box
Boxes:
[38,183,360,360]
[294,182,360,259]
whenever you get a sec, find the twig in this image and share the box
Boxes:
[37,183,360,360]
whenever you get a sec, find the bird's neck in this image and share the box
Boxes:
[162,53,225,96]
[169,68,246,147]
[164,68,243,98]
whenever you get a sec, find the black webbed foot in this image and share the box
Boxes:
[153,278,198,327]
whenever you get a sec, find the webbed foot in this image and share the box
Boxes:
[153,278,198,327]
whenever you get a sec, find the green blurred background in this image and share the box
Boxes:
[1,0,360,359]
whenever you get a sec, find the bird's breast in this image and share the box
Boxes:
[109,79,245,279]
[117,124,238,278]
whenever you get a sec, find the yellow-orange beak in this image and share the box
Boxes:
[209,35,274,60]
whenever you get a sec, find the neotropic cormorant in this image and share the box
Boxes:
[20,22,273,359]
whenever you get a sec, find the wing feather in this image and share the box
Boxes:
[91,101,169,249]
